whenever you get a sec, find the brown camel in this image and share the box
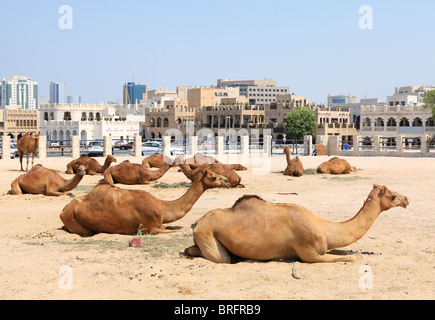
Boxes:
[66,154,117,175]
[17,133,39,171]
[60,167,231,236]
[283,146,304,177]
[142,153,173,168]
[175,154,247,171]
[9,164,87,196]
[184,184,409,264]
[103,160,173,185]
[317,157,357,174]
[179,162,244,188]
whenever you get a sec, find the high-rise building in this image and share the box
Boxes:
[0,75,38,109]
[49,81,66,104]
[67,96,82,103]
[123,82,148,104]
[216,78,289,105]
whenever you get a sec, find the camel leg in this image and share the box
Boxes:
[9,179,23,195]
[46,190,67,197]
[26,154,30,171]
[60,206,94,237]
[192,235,231,264]
[151,227,183,234]
[19,151,24,171]
[31,153,35,169]
[66,165,75,174]
[184,245,203,257]
[297,249,357,263]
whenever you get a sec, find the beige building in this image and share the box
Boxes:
[144,101,195,139]
[0,105,40,139]
[196,104,265,133]
[187,87,215,110]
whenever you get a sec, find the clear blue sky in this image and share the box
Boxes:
[1,0,434,104]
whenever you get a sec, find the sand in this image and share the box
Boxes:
[0,154,433,300]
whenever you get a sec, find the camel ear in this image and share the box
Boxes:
[373,184,382,189]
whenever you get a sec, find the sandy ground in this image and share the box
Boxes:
[0,153,433,300]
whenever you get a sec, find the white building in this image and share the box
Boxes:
[387,85,435,106]
[39,103,145,142]
[0,75,38,110]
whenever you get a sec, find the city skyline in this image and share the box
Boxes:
[1,0,434,104]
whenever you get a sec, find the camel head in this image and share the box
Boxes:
[193,166,231,189]
[370,184,409,212]
[163,155,176,167]
[32,132,40,140]
[350,166,357,173]
[283,146,290,155]
[77,165,87,176]
[232,164,248,171]
[106,155,117,164]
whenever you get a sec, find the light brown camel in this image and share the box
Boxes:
[175,154,247,171]
[60,167,231,236]
[66,154,117,175]
[283,146,304,177]
[17,133,39,171]
[103,160,173,185]
[179,162,244,188]
[9,164,87,196]
[142,153,173,168]
[184,184,409,264]
[317,157,357,174]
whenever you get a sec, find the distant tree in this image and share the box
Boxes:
[284,107,316,141]
[423,90,435,119]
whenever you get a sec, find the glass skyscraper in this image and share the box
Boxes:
[123,82,148,104]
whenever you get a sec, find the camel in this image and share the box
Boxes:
[17,133,39,171]
[317,157,357,174]
[103,160,173,185]
[184,184,409,264]
[60,167,231,236]
[175,154,247,171]
[179,162,244,188]
[66,155,117,175]
[283,146,304,177]
[142,153,173,168]
[9,164,87,196]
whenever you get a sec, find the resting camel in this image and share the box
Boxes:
[317,157,357,174]
[283,147,304,177]
[185,184,409,264]
[17,133,39,171]
[103,160,173,185]
[66,154,117,175]
[179,162,244,188]
[9,164,87,196]
[175,155,247,171]
[60,167,231,236]
[142,153,173,168]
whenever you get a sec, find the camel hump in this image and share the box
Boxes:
[80,154,89,158]
[232,195,265,210]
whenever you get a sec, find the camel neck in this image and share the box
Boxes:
[161,177,206,223]
[63,173,84,192]
[284,149,291,164]
[101,158,112,172]
[325,198,382,250]
[148,163,170,181]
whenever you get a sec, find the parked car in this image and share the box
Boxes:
[87,140,104,157]
[0,142,19,159]
[141,141,162,155]
[120,141,134,150]
[113,140,125,149]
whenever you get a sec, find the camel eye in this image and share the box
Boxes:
[392,195,396,200]
[212,176,217,180]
